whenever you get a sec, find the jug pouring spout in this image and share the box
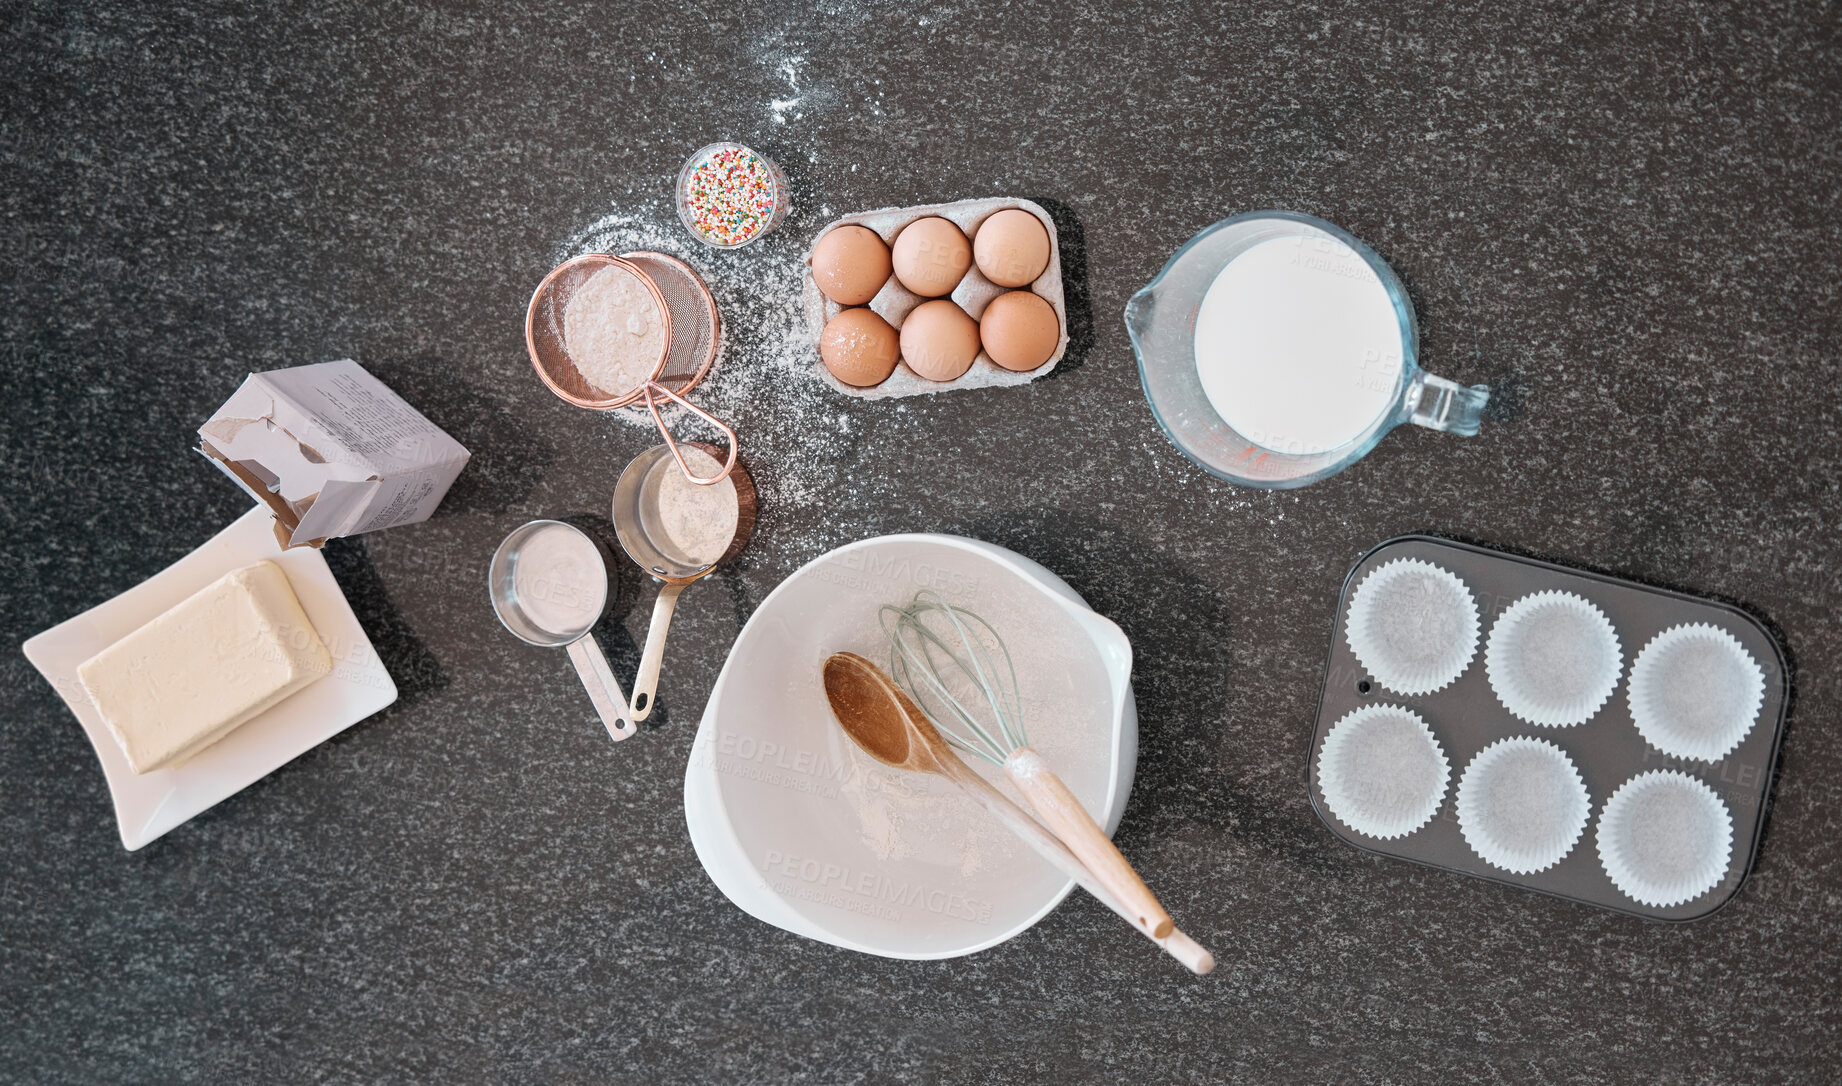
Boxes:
[1123,287,1158,351]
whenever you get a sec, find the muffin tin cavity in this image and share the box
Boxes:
[1310,536,1787,921]
[1596,770,1735,908]
[1344,558,1480,696]
[1627,624,1766,762]
[1455,737,1591,875]
[1316,705,1450,840]
[1484,590,1623,727]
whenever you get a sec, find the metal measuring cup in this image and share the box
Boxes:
[488,519,638,743]
[612,442,756,721]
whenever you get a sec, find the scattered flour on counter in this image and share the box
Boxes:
[767,53,808,124]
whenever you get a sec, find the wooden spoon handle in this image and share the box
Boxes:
[934,754,1210,974]
[940,760,1210,973]
[1158,927,1214,977]
[1003,747,1175,940]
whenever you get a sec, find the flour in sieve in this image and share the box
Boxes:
[556,208,854,519]
[563,263,664,398]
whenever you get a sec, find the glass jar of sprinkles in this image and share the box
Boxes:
[675,142,790,249]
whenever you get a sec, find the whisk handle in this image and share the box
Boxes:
[931,754,1211,974]
[1004,747,1176,941]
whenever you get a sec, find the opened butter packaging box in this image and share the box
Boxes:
[198,359,470,548]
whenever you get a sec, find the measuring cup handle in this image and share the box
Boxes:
[644,383,739,485]
[629,581,685,722]
[1406,372,1490,436]
[566,634,639,743]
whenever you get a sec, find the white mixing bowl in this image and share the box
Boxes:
[684,534,1137,959]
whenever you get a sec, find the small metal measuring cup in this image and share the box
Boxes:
[612,442,757,721]
[488,519,638,743]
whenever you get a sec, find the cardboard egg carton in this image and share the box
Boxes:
[801,196,1068,399]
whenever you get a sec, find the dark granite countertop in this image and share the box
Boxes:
[4,3,1839,1082]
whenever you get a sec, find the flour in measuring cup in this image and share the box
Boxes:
[645,446,739,566]
[511,526,604,638]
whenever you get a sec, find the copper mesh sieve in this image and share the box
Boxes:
[525,251,737,485]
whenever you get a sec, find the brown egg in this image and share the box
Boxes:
[811,225,892,306]
[819,308,900,387]
[978,291,1060,372]
[973,209,1052,288]
[890,217,972,297]
[899,300,981,382]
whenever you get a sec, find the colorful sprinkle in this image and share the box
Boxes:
[677,143,786,248]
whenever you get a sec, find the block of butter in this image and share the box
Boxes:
[76,560,334,774]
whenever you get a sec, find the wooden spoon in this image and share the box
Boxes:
[823,651,1214,975]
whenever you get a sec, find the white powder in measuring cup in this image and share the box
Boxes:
[642,446,738,567]
[1193,234,1404,455]
[511,525,605,638]
[563,263,664,398]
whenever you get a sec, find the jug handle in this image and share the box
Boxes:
[1407,372,1490,436]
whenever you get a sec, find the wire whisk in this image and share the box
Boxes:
[880,591,1025,766]
[874,587,1192,955]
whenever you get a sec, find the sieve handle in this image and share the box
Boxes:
[643,383,739,485]
[629,581,685,722]
[566,634,639,743]
[1004,746,1176,940]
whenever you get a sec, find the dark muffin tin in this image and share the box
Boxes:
[1309,535,1790,921]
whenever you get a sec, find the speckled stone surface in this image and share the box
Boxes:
[4,3,1839,1082]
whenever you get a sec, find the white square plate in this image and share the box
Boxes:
[22,506,397,850]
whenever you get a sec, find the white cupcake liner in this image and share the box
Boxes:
[1454,737,1591,874]
[1484,590,1623,727]
[1316,704,1450,840]
[1627,623,1765,763]
[1344,558,1481,696]
[1595,770,1733,908]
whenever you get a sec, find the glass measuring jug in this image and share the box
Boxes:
[1125,210,1489,489]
